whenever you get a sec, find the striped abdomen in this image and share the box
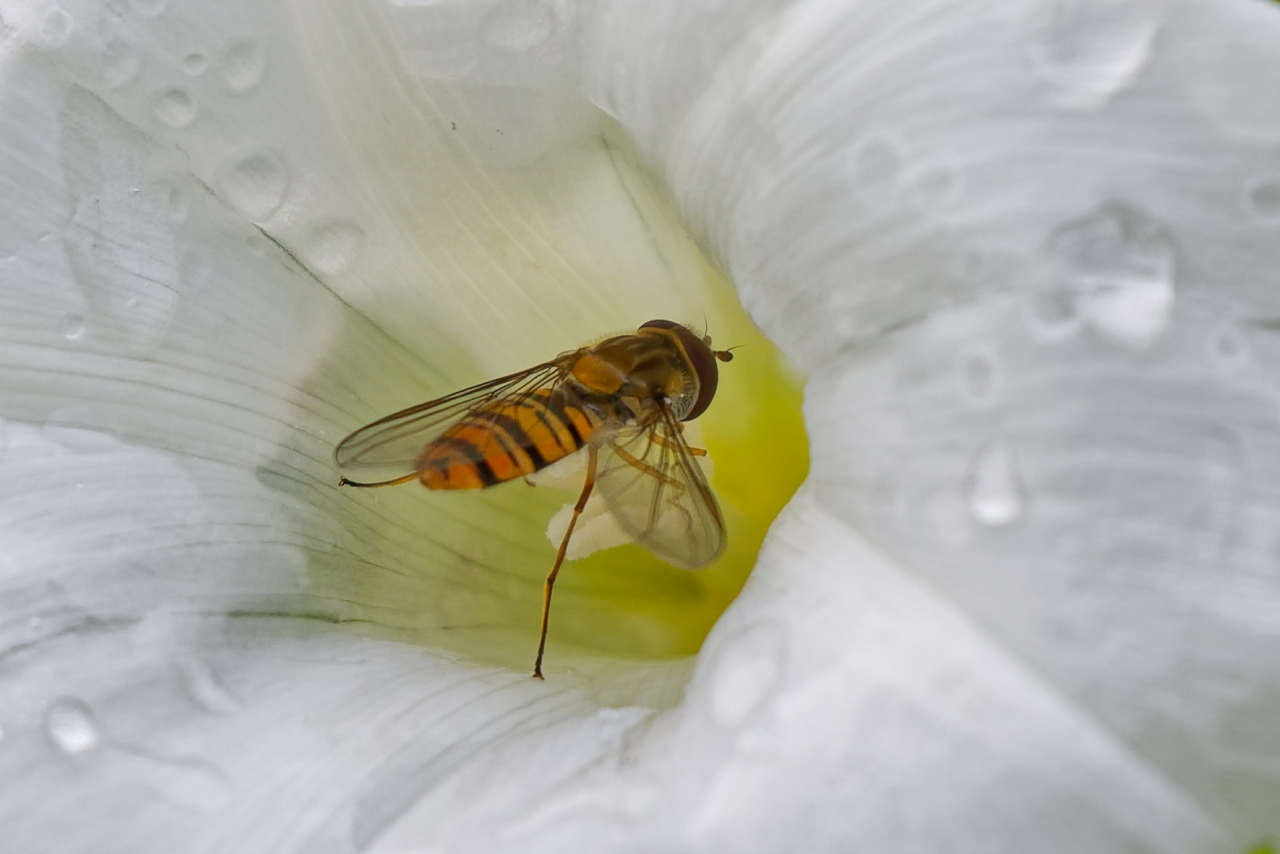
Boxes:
[417,387,606,490]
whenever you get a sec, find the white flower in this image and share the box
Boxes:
[1,0,1276,851]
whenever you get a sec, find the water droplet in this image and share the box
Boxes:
[222,40,266,93]
[42,7,73,46]
[1027,282,1084,341]
[849,136,902,201]
[706,623,785,727]
[966,439,1025,526]
[164,183,188,221]
[958,349,1000,405]
[181,660,244,715]
[101,40,140,88]
[1248,179,1280,219]
[45,697,100,756]
[217,151,289,220]
[152,88,195,128]
[182,52,208,76]
[1034,201,1176,348]
[60,313,85,340]
[482,0,556,53]
[1209,325,1249,370]
[126,0,167,18]
[1029,0,1157,110]
[300,220,364,276]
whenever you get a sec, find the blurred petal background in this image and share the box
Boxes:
[0,0,1277,851]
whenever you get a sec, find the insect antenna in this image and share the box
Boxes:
[715,345,742,362]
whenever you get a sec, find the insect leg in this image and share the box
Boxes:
[338,473,420,488]
[533,443,598,679]
[650,432,707,457]
[611,443,684,487]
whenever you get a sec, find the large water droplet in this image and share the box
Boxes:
[45,697,100,755]
[60,313,85,340]
[1248,179,1280,220]
[706,623,785,727]
[182,52,208,76]
[300,220,364,276]
[1035,201,1176,348]
[217,152,288,220]
[1029,0,1157,110]
[482,0,556,53]
[966,439,1025,526]
[222,40,266,93]
[152,88,196,128]
[101,40,140,88]
[42,7,73,46]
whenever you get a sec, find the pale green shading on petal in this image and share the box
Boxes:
[227,0,812,678]
[279,210,807,676]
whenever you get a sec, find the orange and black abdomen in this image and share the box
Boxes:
[417,388,603,490]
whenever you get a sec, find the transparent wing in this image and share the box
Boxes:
[593,403,726,569]
[334,360,562,471]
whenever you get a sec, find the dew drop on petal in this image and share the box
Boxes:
[706,623,785,727]
[165,183,188,222]
[42,7,73,46]
[45,697,100,755]
[482,0,556,53]
[222,40,266,93]
[1248,179,1280,220]
[60,313,85,340]
[1209,325,1249,370]
[101,40,140,88]
[182,52,208,76]
[1026,281,1083,341]
[1038,201,1176,348]
[152,88,196,128]
[300,220,365,276]
[1028,0,1157,110]
[966,439,1025,526]
[217,152,288,220]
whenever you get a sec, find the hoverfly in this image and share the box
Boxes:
[334,319,734,678]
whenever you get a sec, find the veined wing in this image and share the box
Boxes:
[334,360,562,471]
[593,402,726,569]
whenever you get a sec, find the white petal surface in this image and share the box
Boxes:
[585,0,1280,845]
[1,0,1276,851]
